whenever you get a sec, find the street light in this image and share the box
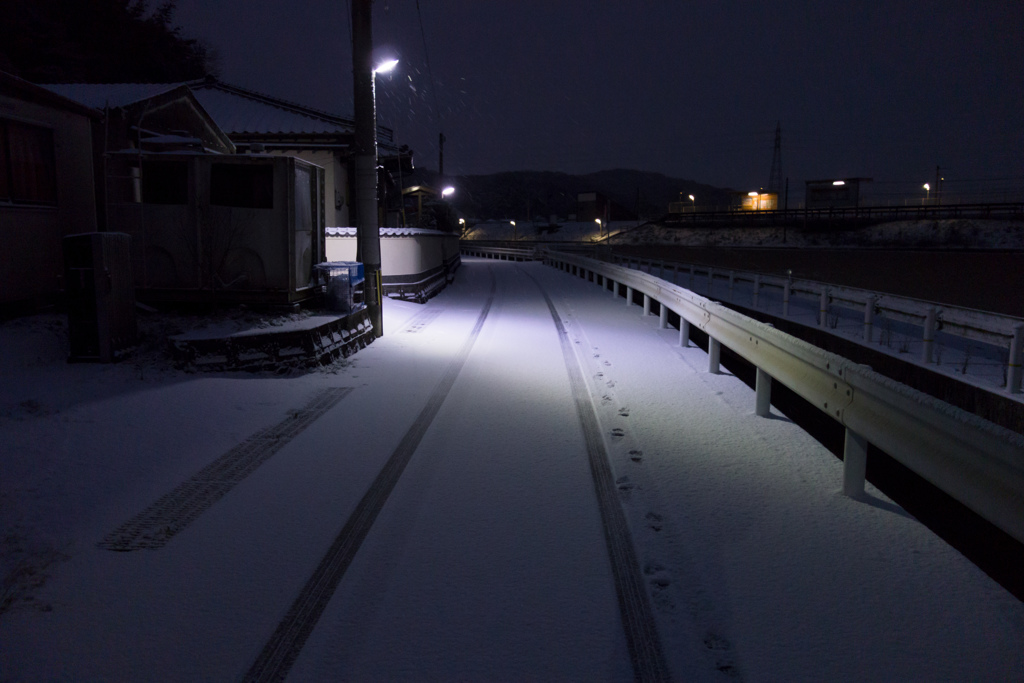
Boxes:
[510,220,516,241]
[688,194,695,212]
[373,58,399,75]
[923,183,930,204]
[441,186,455,198]
[595,218,603,241]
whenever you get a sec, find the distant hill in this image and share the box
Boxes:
[402,168,733,222]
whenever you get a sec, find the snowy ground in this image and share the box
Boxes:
[2,258,1022,681]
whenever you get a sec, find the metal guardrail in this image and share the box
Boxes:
[461,245,541,261]
[616,256,1024,394]
[542,248,1024,546]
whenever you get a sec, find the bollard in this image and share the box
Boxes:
[680,319,691,347]
[625,286,633,306]
[819,289,829,328]
[843,428,868,497]
[755,367,771,417]
[922,307,937,363]
[643,293,652,316]
[659,303,668,329]
[708,337,721,373]
[864,296,876,343]
[783,281,791,317]
[1008,325,1024,394]
[752,274,761,308]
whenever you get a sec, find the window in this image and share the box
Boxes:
[142,160,188,204]
[210,163,273,209]
[0,118,57,206]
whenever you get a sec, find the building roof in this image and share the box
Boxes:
[39,82,184,109]
[187,80,358,137]
[0,71,102,118]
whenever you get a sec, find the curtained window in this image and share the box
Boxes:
[0,119,57,206]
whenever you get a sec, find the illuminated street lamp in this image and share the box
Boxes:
[595,218,603,241]
[833,180,846,186]
[923,183,930,204]
[441,186,455,198]
[373,58,399,75]
[510,220,517,241]
[688,194,695,212]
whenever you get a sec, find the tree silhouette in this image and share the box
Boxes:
[0,0,216,83]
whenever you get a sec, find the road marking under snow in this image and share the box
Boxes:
[97,387,353,551]
[243,268,497,683]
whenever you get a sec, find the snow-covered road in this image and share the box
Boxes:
[2,258,1023,681]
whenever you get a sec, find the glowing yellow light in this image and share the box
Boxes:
[688,194,695,201]
[923,183,930,191]
[748,191,759,197]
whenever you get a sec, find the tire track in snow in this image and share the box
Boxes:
[243,268,497,683]
[523,270,671,683]
[98,387,353,551]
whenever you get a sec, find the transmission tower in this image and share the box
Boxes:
[768,121,782,197]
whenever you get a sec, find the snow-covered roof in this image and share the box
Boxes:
[190,87,353,136]
[39,82,185,108]
[326,227,450,237]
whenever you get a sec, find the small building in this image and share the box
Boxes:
[805,178,872,209]
[732,191,778,211]
[1,71,100,312]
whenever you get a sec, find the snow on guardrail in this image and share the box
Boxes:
[538,247,1024,546]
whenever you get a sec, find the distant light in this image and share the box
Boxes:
[373,59,399,74]
[459,218,465,225]
[510,220,516,226]
[923,183,930,190]
[441,186,455,197]
[688,194,695,201]
[833,180,846,186]
[748,191,759,197]
[595,218,602,225]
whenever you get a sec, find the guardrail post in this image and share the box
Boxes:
[597,274,603,287]
[1008,325,1024,393]
[752,274,761,308]
[625,286,633,306]
[842,428,868,497]
[708,337,721,374]
[659,303,668,329]
[680,318,690,347]
[611,279,617,297]
[783,281,791,317]
[922,307,937,363]
[864,296,876,343]
[643,293,651,316]
[755,367,771,417]
[728,270,736,300]
[819,289,829,328]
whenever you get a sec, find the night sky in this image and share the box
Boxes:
[173,0,1023,194]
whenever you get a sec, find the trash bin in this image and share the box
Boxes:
[314,261,365,314]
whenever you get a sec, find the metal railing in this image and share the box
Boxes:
[613,256,1024,394]
[660,202,1024,227]
[543,248,1024,546]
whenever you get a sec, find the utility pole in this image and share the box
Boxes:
[438,132,446,177]
[768,121,782,198]
[352,0,383,337]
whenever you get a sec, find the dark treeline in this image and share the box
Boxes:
[0,0,215,83]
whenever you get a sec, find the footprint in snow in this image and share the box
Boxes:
[629,449,643,462]
[603,360,611,366]
[610,427,625,439]
[606,380,616,388]
[595,372,604,379]
[616,476,634,492]
[593,353,601,358]
[645,511,663,531]
[601,395,613,405]
[618,407,630,417]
